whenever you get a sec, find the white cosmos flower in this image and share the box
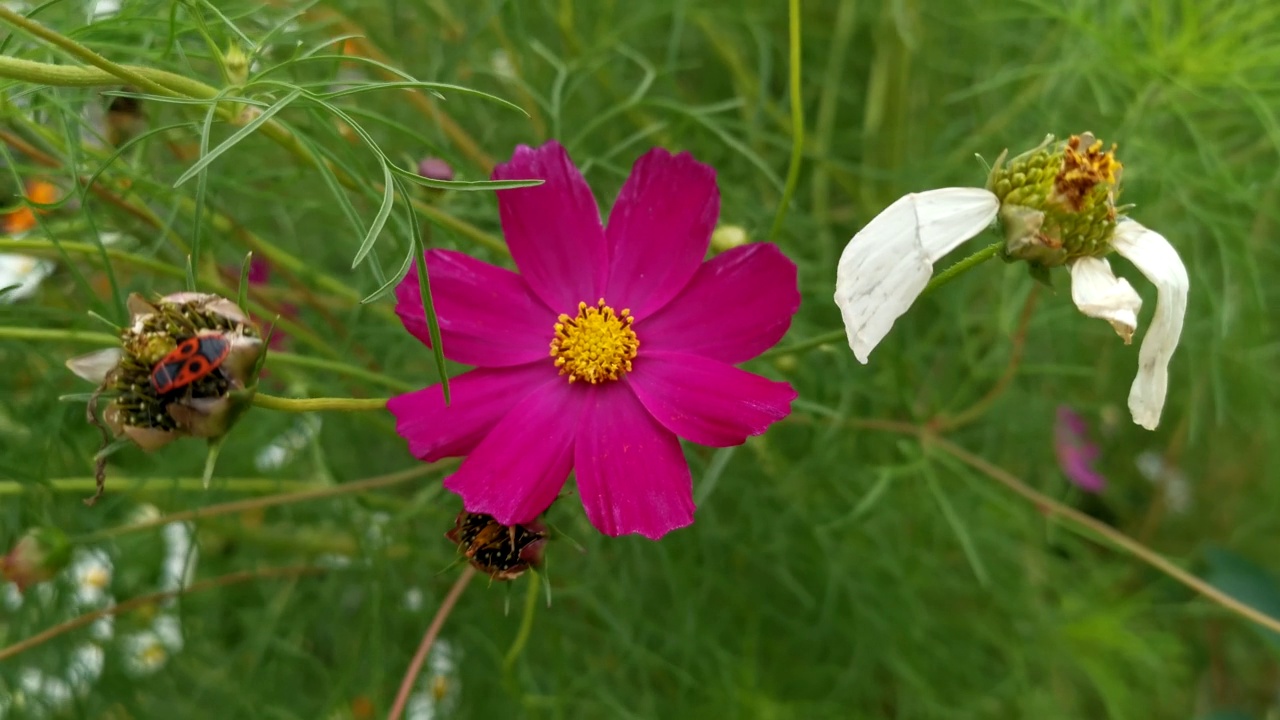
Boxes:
[833,138,1189,430]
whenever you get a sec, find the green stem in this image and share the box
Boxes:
[0,326,410,390]
[0,326,117,345]
[79,463,449,543]
[922,241,1003,296]
[252,394,388,412]
[0,477,315,495]
[0,9,178,97]
[0,237,185,279]
[268,353,414,392]
[768,0,805,243]
[761,240,1004,359]
[502,571,543,673]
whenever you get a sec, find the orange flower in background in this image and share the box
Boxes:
[2,179,59,235]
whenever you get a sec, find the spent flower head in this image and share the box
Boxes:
[446,511,547,581]
[66,292,265,501]
[833,132,1189,430]
[390,141,799,539]
[1,527,72,593]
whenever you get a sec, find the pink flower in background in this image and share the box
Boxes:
[1054,405,1106,492]
[390,141,799,539]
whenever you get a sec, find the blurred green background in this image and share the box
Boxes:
[1,0,1278,717]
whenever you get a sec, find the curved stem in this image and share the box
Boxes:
[0,238,185,278]
[921,432,1280,637]
[502,572,543,673]
[933,286,1040,431]
[0,564,325,662]
[251,394,388,412]
[0,326,117,345]
[0,477,315,496]
[767,0,805,243]
[0,325,407,390]
[78,462,451,543]
[807,414,1280,638]
[0,9,178,97]
[922,240,1004,296]
[388,567,477,720]
[268,353,414,393]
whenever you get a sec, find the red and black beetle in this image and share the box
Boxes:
[149,333,231,395]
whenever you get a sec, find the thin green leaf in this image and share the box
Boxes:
[349,162,396,269]
[396,174,450,404]
[237,251,253,311]
[389,163,542,191]
[172,88,303,188]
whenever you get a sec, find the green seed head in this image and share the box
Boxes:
[987,133,1124,267]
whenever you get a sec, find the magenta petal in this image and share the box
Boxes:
[637,243,800,363]
[395,251,555,367]
[493,141,607,313]
[626,351,796,447]
[442,378,582,526]
[1054,406,1106,493]
[574,383,694,539]
[603,148,719,320]
[388,363,552,461]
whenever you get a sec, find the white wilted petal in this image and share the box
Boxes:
[1067,256,1141,343]
[66,348,123,383]
[1111,219,1189,430]
[833,188,999,362]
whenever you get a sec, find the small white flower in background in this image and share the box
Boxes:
[833,133,1189,430]
[68,548,113,607]
[490,50,516,80]
[121,630,170,677]
[406,638,462,720]
[0,254,54,303]
[1136,450,1192,514]
[90,0,120,19]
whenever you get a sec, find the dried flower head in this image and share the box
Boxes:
[66,292,265,503]
[445,511,547,581]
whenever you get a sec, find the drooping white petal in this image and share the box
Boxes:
[1111,219,1189,430]
[833,188,999,362]
[1067,256,1142,343]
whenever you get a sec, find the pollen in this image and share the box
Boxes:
[549,299,639,384]
[1055,133,1122,212]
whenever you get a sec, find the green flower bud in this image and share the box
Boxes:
[710,224,749,254]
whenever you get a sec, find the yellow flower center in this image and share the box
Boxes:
[1054,134,1122,212]
[549,299,639,384]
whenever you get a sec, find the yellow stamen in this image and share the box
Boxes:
[549,299,639,384]
[1055,134,1122,212]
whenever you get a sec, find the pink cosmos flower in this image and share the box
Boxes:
[1054,405,1106,493]
[389,141,799,539]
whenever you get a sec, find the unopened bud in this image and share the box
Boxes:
[417,157,455,183]
[710,224,749,254]
[1,527,72,592]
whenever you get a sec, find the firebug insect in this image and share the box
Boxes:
[150,333,231,394]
